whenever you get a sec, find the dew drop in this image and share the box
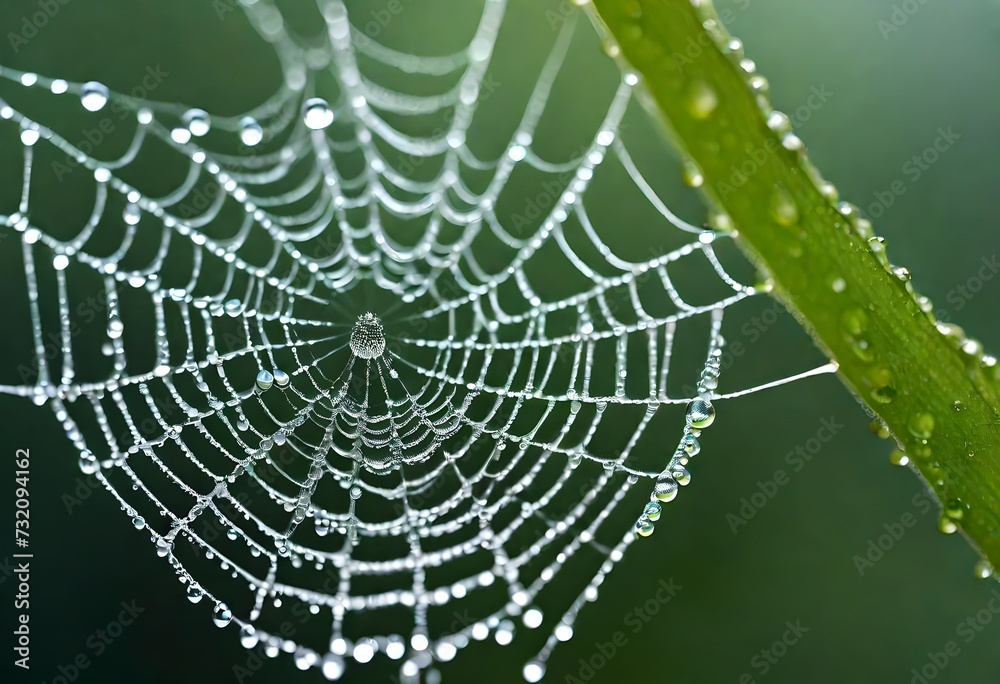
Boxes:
[213,603,233,627]
[907,412,935,441]
[888,450,909,467]
[686,79,718,120]
[187,584,205,603]
[256,369,274,391]
[653,473,678,502]
[681,434,700,456]
[634,518,655,538]
[155,538,172,557]
[123,203,141,226]
[80,81,109,112]
[938,516,958,535]
[974,560,994,579]
[685,399,715,429]
[869,419,891,439]
[240,117,263,146]
[303,98,335,130]
[643,501,661,521]
[681,159,704,188]
[184,108,211,136]
[273,369,290,388]
[132,515,146,529]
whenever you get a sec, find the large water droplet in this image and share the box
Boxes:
[213,603,233,627]
[303,98,335,130]
[685,399,715,429]
[240,117,263,146]
[80,81,109,112]
[256,369,274,391]
[187,584,205,603]
[653,473,678,502]
[184,108,211,137]
[273,369,290,388]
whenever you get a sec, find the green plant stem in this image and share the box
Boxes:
[591,0,1000,567]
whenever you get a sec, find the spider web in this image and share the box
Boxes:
[0,0,837,681]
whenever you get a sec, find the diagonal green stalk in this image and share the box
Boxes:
[590,0,1000,568]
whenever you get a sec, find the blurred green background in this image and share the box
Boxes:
[2,0,1000,683]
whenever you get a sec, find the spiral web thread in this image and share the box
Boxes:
[0,0,837,681]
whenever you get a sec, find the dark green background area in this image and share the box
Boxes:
[2,1,1000,683]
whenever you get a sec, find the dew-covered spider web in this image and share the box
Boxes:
[0,0,838,681]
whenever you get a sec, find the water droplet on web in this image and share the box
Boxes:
[256,370,274,391]
[685,399,715,429]
[634,518,654,537]
[80,81,109,111]
[682,434,700,456]
[123,203,141,225]
[653,473,678,502]
[303,98,334,130]
[187,584,205,603]
[183,108,211,136]
[240,117,263,146]
[213,603,233,627]
[273,369,290,388]
[132,515,145,529]
[974,560,994,579]
[155,538,172,557]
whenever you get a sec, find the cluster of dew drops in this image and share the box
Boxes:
[633,350,721,539]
